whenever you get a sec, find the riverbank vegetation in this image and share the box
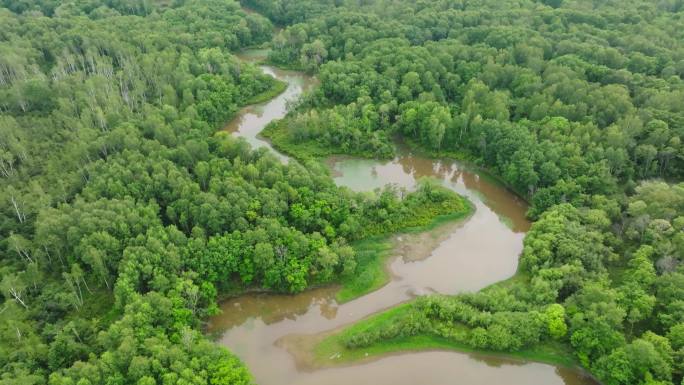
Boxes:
[3,0,684,384]
[245,0,684,384]
[337,194,474,303]
[314,302,579,368]
[244,78,288,104]
[0,1,470,385]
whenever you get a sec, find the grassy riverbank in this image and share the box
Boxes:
[313,301,580,369]
[316,333,579,368]
[261,119,392,161]
[312,265,587,372]
[339,205,474,303]
[338,237,393,303]
[244,78,288,104]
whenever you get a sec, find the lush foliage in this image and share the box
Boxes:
[0,1,275,384]
[3,0,684,384]
[250,0,684,384]
[0,1,470,385]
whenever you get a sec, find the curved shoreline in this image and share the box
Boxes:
[210,206,475,307]
[209,45,597,385]
[277,329,603,385]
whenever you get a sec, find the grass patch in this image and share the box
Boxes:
[261,120,334,160]
[338,202,475,303]
[316,304,411,361]
[261,119,388,162]
[244,78,288,105]
[393,204,474,234]
[481,270,530,292]
[337,236,394,303]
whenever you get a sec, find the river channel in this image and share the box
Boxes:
[208,49,599,385]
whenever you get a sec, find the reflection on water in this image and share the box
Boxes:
[329,154,529,233]
[211,50,599,385]
[209,287,339,336]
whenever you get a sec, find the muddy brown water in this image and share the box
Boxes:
[210,50,599,385]
[223,49,317,162]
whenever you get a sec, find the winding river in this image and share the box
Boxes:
[209,50,600,385]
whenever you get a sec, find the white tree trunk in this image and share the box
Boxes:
[9,287,28,309]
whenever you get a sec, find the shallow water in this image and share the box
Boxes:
[210,50,599,385]
[223,50,316,161]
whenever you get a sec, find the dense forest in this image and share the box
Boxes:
[2,0,684,385]
[0,1,468,384]
[247,0,684,385]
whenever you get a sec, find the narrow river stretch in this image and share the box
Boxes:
[208,50,600,385]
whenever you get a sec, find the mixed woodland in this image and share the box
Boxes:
[249,0,684,384]
[1,1,684,385]
[0,1,466,385]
